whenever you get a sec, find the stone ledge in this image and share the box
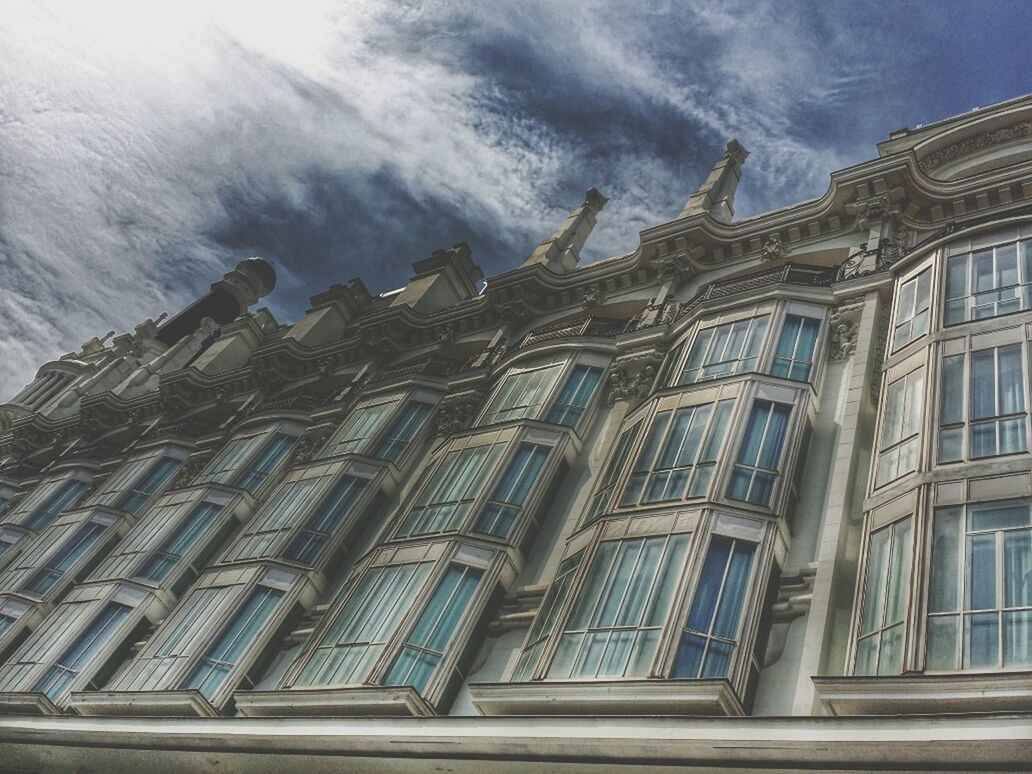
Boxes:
[68,689,220,718]
[0,691,62,715]
[233,686,434,717]
[468,678,744,717]
[812,671,1032,716]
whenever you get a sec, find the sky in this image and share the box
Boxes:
[1,1,1031,397]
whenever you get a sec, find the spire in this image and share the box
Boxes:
[680,139,749,223]
[523,187,609,274]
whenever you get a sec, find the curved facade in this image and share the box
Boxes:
[2,96,1032,771]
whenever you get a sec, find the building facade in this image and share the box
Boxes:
[0,96,1031,772]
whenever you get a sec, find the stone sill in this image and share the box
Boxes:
[812,671,1032,716]
[469,678,744,717]
[68,690,220,718]
[0,691,61,716]
[234,686,434,718]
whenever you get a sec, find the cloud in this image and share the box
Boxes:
[1,0,1029,397]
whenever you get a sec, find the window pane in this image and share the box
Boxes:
[33,603,130,702]
[547,366,603,427]
[374,401,433,462]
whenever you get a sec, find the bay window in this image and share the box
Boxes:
[945,234,1032,325]
[672,536,756,679]
[473,443,551,538]
[927,500,1032,671]
[87,445,187,515]
[939,344,1027,463]
[322,393,436,463]
[892,269,932,350]
[7,472,92,534]
[34,603,131,702]
[510,551,584,681]
[728,400,792,505]
[478,355,606,429]
[678,316,769,385]
[771,314,820,381]
[853,517,912,676]
[136,501,222,582]
[21,520,110,596]
[620,400,733,506]
[195,423,301,494]
[586,422,641,522]
[875,371,923,486]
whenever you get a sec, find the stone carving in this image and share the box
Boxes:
[605,350,663,404]
[763,564,817,667]
[627,298,681,331]
[173,451,213,488]
[581,284,606,310]
[294,427,332,462]
[758,234,788,263]
[918,121,1032,173]
[432,390,485,437]
[828,299,865,361]
[723,138,750,166]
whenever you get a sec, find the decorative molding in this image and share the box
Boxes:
[605,350,663,405]
[918,120,1032,173]
[828,300,865,362]
[432,389,486,437]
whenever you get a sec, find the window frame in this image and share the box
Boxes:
[943,230,1032,327]
[85,444,190,514]
[194,421,303,495]
[874,368,925,487]
[319,389,440,464]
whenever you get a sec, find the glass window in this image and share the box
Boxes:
[854,518,911,675]
[385,564,483,692]
[223,476,325,562]
[927,502,1032,670]
[325,398,398,458]
[586,422,641,523]
[114,457,181,514]
[181,586,284,700]
[480,362,566,426]
[33,603,130,702]
[24,479,89,532]
[939,345,1027,463]
[673,537,756,678]
[548,534,690,679]
[546,365,603,427]
[892,270,932,350]
[373,401,434,462]
[295,562,432,687]
[875,371,924,486]
[136,501,222,582]
[728,401,792,505]
[511,551,583,681]
[473,443,551,538]
[945,237,1032,325]
[678,316,769,385]
[23,521,107,596]
[234,433,296,493]
[396,443,505,537]
[771,315,820,381]
[283,475,368,563]
[621,400,733,507]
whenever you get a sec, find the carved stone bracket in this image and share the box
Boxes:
[763,563,817,667]
[605,349,663,405]
[828,299,865,361]
[432,389,486,437]
[173,450,214,488]
[758,234,788,263]
[581,284,606,310]
[845,188,904,232]
[294,425,333,463]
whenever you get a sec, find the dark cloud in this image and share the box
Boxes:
[1,1,1031,396]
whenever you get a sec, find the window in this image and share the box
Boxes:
[373,401,434,462]
[196,428,297,493]
[729,401,792,505]
[620,400,733,507]
[235,433,295,493]
[875,371,923,486]
[384,564,483,692]
[945,237,1032,325]
[939,345,1027,462]
[511,551,583,680]
[673,537,755,678]
[586,422,641,522]
[678,316,769,385]
[324,396,434,462]
[854,518,911,676]
[771,315,820,381]
[548,534,690,679]
[23,521,107,596]
[480,361,565,426]
[181,586,284,700]
[114,457,181,514]
[88,448,184,513]
[283,476,368,563]
[396,444,505,537]
[546,365,603,427]
[295,562,432,687]
[473,443,551,538]
[893,270,932,350]
[136,501,222,582]
[24,479,89,532]
[927,501,1032,670]
[223,476,324,562]
[33,603,130,702]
